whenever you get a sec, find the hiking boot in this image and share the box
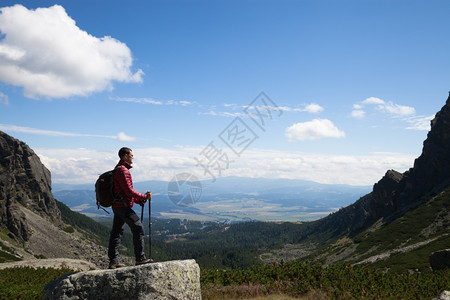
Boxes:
[136,258,153,266]
[109,263,126,269]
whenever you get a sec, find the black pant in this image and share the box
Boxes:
[108,206,146,263]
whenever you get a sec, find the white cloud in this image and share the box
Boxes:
[0,123,136,141]
[37,147,198,184]
[351,104,365,118]
[0,4,142,99]
[351,109,365,119]
[0,44,25,60]
[405,115,434,131]
[35,146,417,186]
[211,102,323,117]
[360,97,415,117]
[116,132,136,142]
[303,103,323,113]
[353,97,429,130]
[235,150,416,186]
[37,148,118,184]
[0,92,9,105]
[273,103,324,113]
[113,97,194,106]
[200,110,245,117]
[165,100,193,106]
[362,97,385,105]
[113,97,163,105]
[0,124,87,136]
[285,119,346,141]
[179,100,192,106]
[381,102,415,116]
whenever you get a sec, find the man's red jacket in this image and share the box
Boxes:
[112,160,147,208]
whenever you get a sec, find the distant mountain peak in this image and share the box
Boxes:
[369,92,450,216]
[407,92,450,194]
[314,92,450,238]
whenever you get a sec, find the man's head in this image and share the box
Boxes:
[118,147,134,164]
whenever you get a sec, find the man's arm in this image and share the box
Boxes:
[115,167,148,204]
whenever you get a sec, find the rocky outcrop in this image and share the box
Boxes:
[306,92,450,239]
[42,259,202,300]
[0,131,63,244]
[0,131,107,268]
[360,93,450,227]
[410,93,450,194]
[17,203,110,268]
[430,249,450,271]
[432,290,450,300]
[371,169,403,218]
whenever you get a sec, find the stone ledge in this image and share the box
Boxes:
[42,259,201,300]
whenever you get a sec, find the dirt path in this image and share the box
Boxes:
[0,258,97,271]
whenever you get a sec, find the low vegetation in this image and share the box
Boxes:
[0,189,440,299]
[0,262,448,300]
[352,188,449,260]
[201,261,450,299]
[0,230,21,263]
[0,266,75,299]
[307,187,450,272]
[0,241,21,263]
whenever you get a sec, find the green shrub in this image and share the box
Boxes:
[0,266,76,300]
[63,226,75,233]
[201,261,450,299]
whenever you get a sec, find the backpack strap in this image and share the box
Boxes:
[112,165,128,206]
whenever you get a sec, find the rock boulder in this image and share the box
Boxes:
[432,290,450,300]
[430,249,450,271]
[42,259,202,300]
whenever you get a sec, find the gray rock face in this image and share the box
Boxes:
[432,290,450,300]
[42,259,202,300]
[430,249,450,271]
[366,93,450,225]
[315,93,450,236]
[0,130,63,244]
[0,131,111,267]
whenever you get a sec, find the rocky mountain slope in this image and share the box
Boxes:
[270,92,450,269]
[0,131,108,268]
[306,92,450,239]
[0,131,62,243]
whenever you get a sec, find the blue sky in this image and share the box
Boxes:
[0,0,449,186]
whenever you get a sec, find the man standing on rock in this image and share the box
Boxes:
[108,147,152,269]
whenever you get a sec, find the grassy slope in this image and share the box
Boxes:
[310,186,450,272]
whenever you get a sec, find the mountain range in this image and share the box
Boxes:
[53,176,371,222]
[0,92,449,272]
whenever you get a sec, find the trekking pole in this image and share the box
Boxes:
[148,195,152,260]
[140,203,144,223]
